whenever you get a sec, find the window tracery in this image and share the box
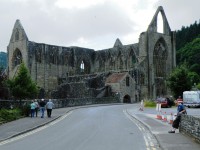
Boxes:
[12,49,22,69]
[153,41,167,77]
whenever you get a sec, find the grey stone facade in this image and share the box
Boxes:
[7,6,176,102]
[180,115,200,143]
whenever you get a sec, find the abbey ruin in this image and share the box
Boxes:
[7,6,176,103]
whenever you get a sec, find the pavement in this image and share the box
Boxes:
[127,107,200,150]
[0,104,200,150]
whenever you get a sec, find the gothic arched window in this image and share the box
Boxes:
[12,49,22,69]
[153,39,168,77]
[80,61,84,72]
[15,29,19,41]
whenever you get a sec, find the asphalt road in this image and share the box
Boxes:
[0,104,159,150]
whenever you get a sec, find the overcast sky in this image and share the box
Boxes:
[0,0,200,52]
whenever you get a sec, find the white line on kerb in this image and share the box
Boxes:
[123,110,160,150]
[0,111,73,146]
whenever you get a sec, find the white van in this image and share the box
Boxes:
[183,91,200,107]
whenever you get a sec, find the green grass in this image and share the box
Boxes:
[144,100,156,107]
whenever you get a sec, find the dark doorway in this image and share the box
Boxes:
[123,95,131,103]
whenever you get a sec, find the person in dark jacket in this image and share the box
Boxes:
[39,99,46,118]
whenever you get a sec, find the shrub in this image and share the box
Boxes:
[0,108,22,123]
[21,104,30,117]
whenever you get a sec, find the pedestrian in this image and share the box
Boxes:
[139,100,144,111]
[30,100,36,118]
[46,99,54,118]
[168,100,187,133]
[34,99,39,117]
[39,99,46,118]
[177,96,183,102]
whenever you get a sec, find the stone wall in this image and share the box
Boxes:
[0,97,119,110]
[51,97,120,108]
[179,115,200,143]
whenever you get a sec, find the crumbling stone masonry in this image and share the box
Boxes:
[7,6,176,102]
[180,115,200,143]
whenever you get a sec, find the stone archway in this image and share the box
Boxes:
[123,94,131,103]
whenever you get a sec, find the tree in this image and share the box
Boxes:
[197,83,200,90]
[7,62,38,100]
[167,64,192,98]
[188,72,200,85]
[176,38,200,72]
[0,67,9,99]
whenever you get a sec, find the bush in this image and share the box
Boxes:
[144,100,156,107]
[0,108,22,123]
[21,104,30,117]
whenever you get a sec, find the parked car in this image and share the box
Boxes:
[156,97,173,108]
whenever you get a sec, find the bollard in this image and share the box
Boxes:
[169,113,173,124]
[163,112,168,122]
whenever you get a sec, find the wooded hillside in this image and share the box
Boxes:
[176,21,200,76]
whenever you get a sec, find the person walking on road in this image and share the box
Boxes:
[30,100,36,118]
[168,100,186,133]
[139,100,144,111]
[39,99,46,118]
[46,99,54,118]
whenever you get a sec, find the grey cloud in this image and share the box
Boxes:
[0,0,135,50]
[156,0,200,30]
[27,2,135,46]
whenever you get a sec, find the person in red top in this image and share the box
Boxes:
[175,96,183,106]
[177,96,183,102]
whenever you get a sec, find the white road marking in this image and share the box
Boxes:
[0,111,73,146]
[123,110,161,150]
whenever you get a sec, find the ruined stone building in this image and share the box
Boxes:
[7,6,176,102]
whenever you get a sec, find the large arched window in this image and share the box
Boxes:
[78,59,90,74]
[157,12,164,33]
[153,38,168,97]
[153,38,168,77]
[80,61,84,72]
[12,49,22,69]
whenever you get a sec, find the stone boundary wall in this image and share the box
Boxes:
[180,115,200,143]
[0,97,120,109]
[51,97,120,108]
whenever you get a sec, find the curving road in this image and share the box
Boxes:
[0,104,159,150]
